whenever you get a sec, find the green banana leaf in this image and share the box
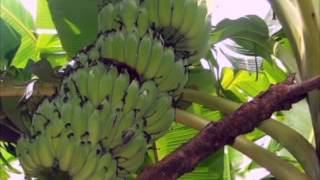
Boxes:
[47,0,98,57]
[0,0,37,68]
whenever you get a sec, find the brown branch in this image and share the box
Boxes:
[137,76,320,180]
[0,81,56,97]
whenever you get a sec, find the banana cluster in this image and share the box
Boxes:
[17,62,174,179]
[16,0,211,179]
[98,0,211,64]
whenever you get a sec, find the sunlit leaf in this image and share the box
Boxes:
[0,0,38,68]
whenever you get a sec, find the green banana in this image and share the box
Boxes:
[78,52,89,66]
[145,107,174,134]
[36,135,54,168]
[103,159,117,180]
[121,0,139,32]
[145,94,172,126]
[87,65,103,106]
[98,67,114,102]
[158,0,172,27]
[124,32,139,68]
[143,40,164,79]
[178,0,198,34]
[158,60,186,92]
[72,148,99,180]
[98,4,115,32]
[71,105,88,138]
[112,31,126,61]
[137,8,150,36]
[123,80,140,113]
[88,169,106,180]
[136,35,153,74]
[68,142,91,176]
[144,0,159,27]
[31,114,48,134]
[73,67,89,97]
[109,111,135,148]
[87,110,103,145]
[101,35,114,59]
[88,46,100,61]
[110,71,129,107]
[185,0,208,38]
[57,135,76,171]
[136,81,159,119]
[112,133,146,161]
[154,48,175,83]
[171,0,185,29]
[118,145,146,174]
[16,138,39,171]
[29,139,42,167]
[95,153,112,173]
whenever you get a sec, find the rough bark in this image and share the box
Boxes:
[137,76,320,180]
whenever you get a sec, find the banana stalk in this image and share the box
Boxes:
[181,89,320,179]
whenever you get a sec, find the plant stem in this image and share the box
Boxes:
[181,88,320,179]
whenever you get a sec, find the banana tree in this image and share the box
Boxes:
[0,0,320,180]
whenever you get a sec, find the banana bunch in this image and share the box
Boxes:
[17,0,212,179]
[97,0,210,65]
[94,31,189,95]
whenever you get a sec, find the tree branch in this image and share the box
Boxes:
[0,81,57,97]
[137,76,320,180]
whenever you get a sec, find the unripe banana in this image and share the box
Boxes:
[144,0,159,27]
[16,138,39,171]
[145,94,172,126]
[103,159,117,180]
[136,35,153,74]
[179,0,198,34]
[109,111,135,148]
[73,67,89,97]
[87,65,103,106]
[98,67,114,102]
[112,133,146,161]
[154,48,175,82]
[145,107,174,134]
[118,145,146,173]
[36,135,54,168]
[112,31,125,61]
[101,35,114,59]
[97,153,112,172]
[88,169,106,180]
[123,80,140,113]
[68,142,91,176]
[88,46,100,61]
[137,8,150,36]
[78,52,89,66]
[31,114,48,134]
[171,0,185,28]
[110,71,129,107]
[29,139,42,167]
[185,0,208,38]
[57,135,76,171]
[124,32,139,68]
[72,148,99,180]
[121,0,138,32]
[71,105,88,138]
[158,61,186,92]
[87,110,102,145]
[98,4,115,32]
[158,0,172,27]
[136,81,159,119]
[143,40,164,79]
